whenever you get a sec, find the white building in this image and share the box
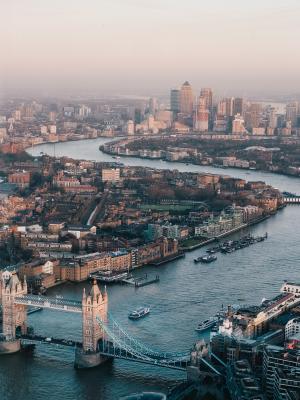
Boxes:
[285,318,300,339]
[281,281,300,296]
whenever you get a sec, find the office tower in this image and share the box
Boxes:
[134,108,143,124]
[225,97,236,117]
[149,98,158,114]
[200,88,213,111]
[180,81,194,115]
[233,98,244,116]
[194,96,209,132]
[126,120,135,135]
[244,103,262,130]
[217,99,227,116]
[217,98,233,117]
[232,113,246,134]
[286,102,298,127]
[268,107,278,129]
[170,89,180,113]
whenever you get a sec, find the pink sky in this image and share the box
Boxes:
[1,0,300,97]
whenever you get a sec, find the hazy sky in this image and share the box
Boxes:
[1,0,300,97]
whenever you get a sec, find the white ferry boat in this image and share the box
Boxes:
[128,306,150,320]
[195,317,217,332]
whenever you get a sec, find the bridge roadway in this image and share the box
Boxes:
[14,295,82,313]
[19,333,82,348]
[13,295,221,373]
[98,339,189,371]
[19,334,189,370]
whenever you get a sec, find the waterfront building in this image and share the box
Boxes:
[285,318,300,339]
[273,369,300,400]
[281,282,300,296]
[226,359,266,400]
[263,346,300,399]
[194,210,244,238]
[180,81,194,115]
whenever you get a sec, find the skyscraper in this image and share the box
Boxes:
[217,98,233,117]
[149,98,158,114]
[244,103,261,130]
[233,98,244,116]
[200,88,213,111]
[232,113,246,134]
[170,89,180,113]
[286,102,298,127]
[180,81,194,115]
[194,96,209,132]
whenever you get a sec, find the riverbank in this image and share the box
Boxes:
[180,214,273,251]
[100,137,300,180]
[13,136,300,400]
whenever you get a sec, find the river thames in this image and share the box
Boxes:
[0,138,300,400]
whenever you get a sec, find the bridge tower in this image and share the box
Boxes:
[0,273,27,354]
[75,279,109,369]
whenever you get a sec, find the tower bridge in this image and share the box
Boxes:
[0,272,198,371]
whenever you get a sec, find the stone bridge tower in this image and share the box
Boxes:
[0,273,27,354]
[75,279,108,368]
[82,279,108,352]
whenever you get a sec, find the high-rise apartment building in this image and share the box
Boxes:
[180,81,194,115]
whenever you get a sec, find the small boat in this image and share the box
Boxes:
[128,306,150,320]
[194,254,217,263]
[195,318,217,332]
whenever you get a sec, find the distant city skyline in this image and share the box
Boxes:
[1,0,300,97]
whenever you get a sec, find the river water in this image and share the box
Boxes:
[1,138,300,400]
